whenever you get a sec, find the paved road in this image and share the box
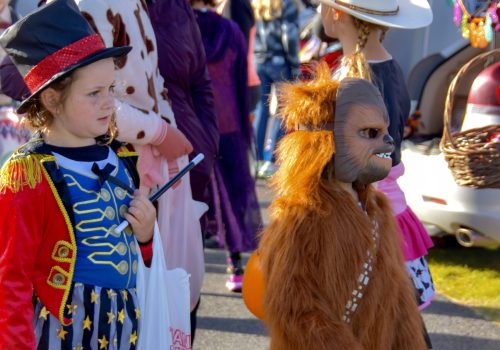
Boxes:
[194,181,500,350]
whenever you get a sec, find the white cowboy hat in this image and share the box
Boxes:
[319,0,433,29]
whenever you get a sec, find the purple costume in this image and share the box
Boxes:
[147,0,219,207]
[195,9,262,252]
[0,51,29,101]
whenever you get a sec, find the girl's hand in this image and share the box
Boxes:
[125,185,156,243]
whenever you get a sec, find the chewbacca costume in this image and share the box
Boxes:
[256,65,427,349]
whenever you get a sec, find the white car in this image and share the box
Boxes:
[395,43,500,248]
[399,139,499,248]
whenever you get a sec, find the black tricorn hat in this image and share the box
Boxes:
[0,0,131,113]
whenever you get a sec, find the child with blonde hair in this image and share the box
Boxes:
[0,1,156,348]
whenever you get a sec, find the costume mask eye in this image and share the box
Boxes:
[360,128,380,139]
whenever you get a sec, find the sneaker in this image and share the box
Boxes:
[253,160,265,178]
[257,161,277,179]
[225,266,244,293]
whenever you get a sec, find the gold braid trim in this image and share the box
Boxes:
[39,161,76,326]
[116,146,138,158]
[0,153,53,193]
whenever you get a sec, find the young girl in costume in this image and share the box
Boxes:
[1,0,204,336]
[0,0,156,348]
[319,0,436,311]
[253,63,428,349]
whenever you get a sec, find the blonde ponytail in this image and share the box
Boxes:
[343,51,372,81]
[343,18,389,81]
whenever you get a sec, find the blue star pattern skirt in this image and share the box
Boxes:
[33,283,140,350]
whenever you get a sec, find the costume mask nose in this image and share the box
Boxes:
[383,134,394,146]
[375,134,395,156]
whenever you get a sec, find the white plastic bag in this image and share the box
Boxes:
[157,155,207,311]
[136,223,192,350]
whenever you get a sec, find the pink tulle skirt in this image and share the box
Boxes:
[376,162,434,261]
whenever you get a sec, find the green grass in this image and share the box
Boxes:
[427,242,500,324]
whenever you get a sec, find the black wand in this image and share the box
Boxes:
[114,153,205,234]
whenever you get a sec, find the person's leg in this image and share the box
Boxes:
[422,318,432,349]
[225,251,244,292]
[190,298,201,345]
[260,59,292,171]
[249,84,262,114]
[262,115,284,163]
[203,172,224,248]
[254,62,272,162]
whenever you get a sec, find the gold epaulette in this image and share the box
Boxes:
[0,152,48,193]
[116,145,138,158]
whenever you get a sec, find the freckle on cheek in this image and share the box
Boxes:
[137,131,145,139]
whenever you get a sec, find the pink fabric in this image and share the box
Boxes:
[376,162,407,215]
[247,26,260,87]
[376,162,434,260]
[136,144,164,188]
[418,297,434,311]
[151,118,168,145]
[396,206,434,261]
[154,123,193,162]
[136,140,184,189]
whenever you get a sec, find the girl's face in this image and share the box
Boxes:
[320,4,338,39]
[48,58,116,147]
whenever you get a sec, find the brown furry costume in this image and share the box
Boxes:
[258,64,427,350]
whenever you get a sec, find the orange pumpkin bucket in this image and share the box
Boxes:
[242,251,265,320]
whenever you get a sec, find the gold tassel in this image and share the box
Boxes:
[116,146,138,158]
[0,154,46,193]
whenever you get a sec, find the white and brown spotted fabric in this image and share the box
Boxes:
[74,0,176,145]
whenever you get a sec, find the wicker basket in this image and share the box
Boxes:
[440,49,500,188]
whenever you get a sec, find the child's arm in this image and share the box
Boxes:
[0,186,44,349]
[125,185,156,262]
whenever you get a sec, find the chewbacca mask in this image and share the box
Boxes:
[251,63,427,350]
[334,78,395,185]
